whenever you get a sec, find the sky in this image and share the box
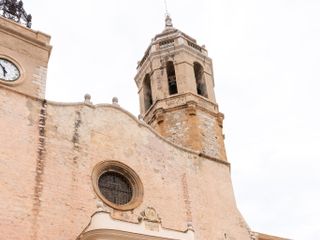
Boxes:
[23,0,320,239]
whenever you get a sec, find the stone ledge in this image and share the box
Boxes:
[0,16,51,49]
[77,210,195,240]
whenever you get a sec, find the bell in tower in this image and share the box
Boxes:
[135,15,227,162]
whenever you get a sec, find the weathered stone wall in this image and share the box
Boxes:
[0,88,250,240]
[0,89,41,239]
[150,106,227,161]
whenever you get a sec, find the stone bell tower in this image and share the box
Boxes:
[135,16,227,161]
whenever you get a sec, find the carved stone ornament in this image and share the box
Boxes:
[140,207,161,223]
[155,108,164,124]
[186,101,197,116]
[96,199,110,212]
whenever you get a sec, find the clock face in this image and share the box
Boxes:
[0,58,20,82]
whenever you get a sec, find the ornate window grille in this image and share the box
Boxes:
[98,171,133,205]
[0,0,32,28]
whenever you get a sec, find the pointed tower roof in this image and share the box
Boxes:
[152,15,197,44]
[137,15,205,70]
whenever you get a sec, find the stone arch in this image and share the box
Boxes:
[143,74,153,111]
[194,62,208,98]
[166,61,178,95]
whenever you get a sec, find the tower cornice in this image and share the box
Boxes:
[142,92,221,123]
[136,28,207,71]
[0,16,51,50]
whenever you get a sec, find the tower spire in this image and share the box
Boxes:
[164,0,173,28]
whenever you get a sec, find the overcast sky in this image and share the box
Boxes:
[25,0,320,239]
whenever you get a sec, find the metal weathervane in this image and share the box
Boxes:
[0,0,32,28]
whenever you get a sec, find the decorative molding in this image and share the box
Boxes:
[135,42,212,85]
[139,207,162,232]
[77,210,195,240]
[154,108,164,124]
[140,207,161,223]
[186,101,197,116]
[143,92,219,124]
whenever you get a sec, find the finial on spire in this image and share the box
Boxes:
[165,14,173,28]
[163,0,173,28]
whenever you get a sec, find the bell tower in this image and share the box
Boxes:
[0,1,51,99]
[135,16,227,161]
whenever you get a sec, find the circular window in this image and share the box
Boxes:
[92,161,143,211]
[98,171,133,205]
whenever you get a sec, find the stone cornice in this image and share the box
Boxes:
[0,16,51,52]
[143,92,220,122]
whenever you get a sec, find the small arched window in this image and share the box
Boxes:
[166,61,178,95]
[143,74,153,111]
[194,62,208,98]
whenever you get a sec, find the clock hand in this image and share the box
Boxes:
[0,63,7,77]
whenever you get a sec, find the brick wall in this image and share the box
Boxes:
[0,89,251,240]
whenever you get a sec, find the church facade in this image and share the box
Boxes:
[0,3,287,240]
